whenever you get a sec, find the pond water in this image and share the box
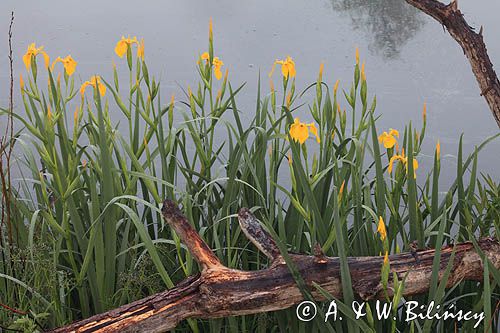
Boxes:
[1,0,499,188]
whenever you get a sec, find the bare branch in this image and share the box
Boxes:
[406,0,500,128]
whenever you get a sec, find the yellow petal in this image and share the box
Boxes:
[64,55,77,76]
[97,81,106,97]
[287,57,296,78]
[51,57,62,71]
[383,251,389,265]
[268,60,280,78]
[383,136,396,149]
[80,81,90,96]
[212,57,224,80]
[281,63,289,78]
[308,123,320,143]
[115,40,128,58]
[389,128,399,138]
[436,140,441,159]
[388,155,398,174]
[289,118,309,144]
[19,74,24,90]
[23,53,32,71]
[378,132,388,144]
[214,69,221,80]
[355,47,359,64]
[296,124,309,144]
[289,122,300,142]
[201,52,210,61]
[41,51,50,69]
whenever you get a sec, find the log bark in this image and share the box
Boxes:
[49,201,500,332]
[405,0,500,128]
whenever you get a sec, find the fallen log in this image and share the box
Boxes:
[50,200,500,332]
[405,0,500,128]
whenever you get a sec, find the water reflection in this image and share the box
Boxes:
[330,0,425,59]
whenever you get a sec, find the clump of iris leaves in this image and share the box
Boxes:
[1,31,499,333]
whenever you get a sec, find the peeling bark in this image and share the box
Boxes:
[49,200,500,332]
[406,0,500,128]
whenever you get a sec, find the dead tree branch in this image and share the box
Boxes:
[49,200,500,332]
[405,0,500,128]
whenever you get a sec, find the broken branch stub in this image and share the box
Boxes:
[237,207,281,261]
[161,200,222,271]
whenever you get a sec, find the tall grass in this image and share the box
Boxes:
[1,22,499,332]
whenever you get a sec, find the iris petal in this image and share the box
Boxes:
[115,40,128,58]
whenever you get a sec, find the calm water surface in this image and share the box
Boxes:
[1,0,499,187]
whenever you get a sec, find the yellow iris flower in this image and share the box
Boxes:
[80,75,106,97]
[269,56,296,79]
[378,129,399,149]
[52,55,78,76]
[388,148,419,178]
[289,118,320,144]
[23,43,50,71]
[115,36,138,58]
[377,216,387,241]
